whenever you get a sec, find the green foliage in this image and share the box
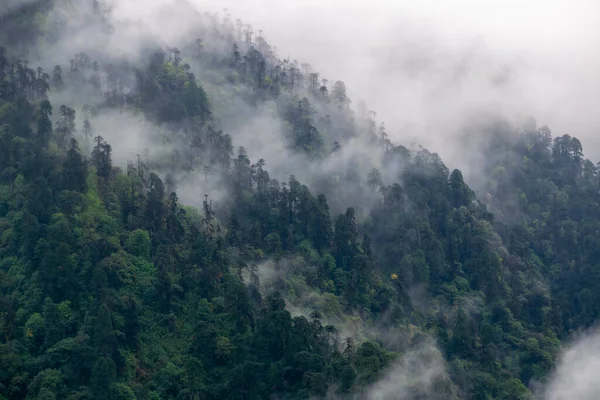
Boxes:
[125,229,151,259]
[0,4,597,399]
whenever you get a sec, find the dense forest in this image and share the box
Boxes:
[0,1,598,399]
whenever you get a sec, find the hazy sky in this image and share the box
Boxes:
[196,0,600,165]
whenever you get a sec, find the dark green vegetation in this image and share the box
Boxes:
[0,1,598,399]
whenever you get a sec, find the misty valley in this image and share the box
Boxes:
[0,0,598,399]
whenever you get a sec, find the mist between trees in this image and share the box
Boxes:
[1,0,600,399]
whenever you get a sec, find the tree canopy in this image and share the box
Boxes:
[0,1,596,399]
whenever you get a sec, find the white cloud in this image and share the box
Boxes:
[541,330,600,400]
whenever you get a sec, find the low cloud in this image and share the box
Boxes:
[539,329,600,400]
[198,0,600,173]
[359,341,456,400]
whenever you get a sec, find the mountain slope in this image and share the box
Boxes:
[0,1,597,399]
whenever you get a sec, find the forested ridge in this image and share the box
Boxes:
[0,1,597,399]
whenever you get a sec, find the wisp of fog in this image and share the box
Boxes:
[539,329,600,400]
[197,0,600,173]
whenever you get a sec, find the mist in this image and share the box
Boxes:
[47,0,600,192]
[358,342,456,400]
[197,0,600,176]
[539,329,600,400]
[28,0,600,201]
[4,1,598,398]
[247,256,458,400]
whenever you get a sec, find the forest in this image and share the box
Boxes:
[0,0,598,399]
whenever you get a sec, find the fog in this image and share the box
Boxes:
[539,329,600,400]
[30,0,600,192]
[358,342,456,400]
[197,0,600,172]
[6,0,599,397]
[248,257,457,399]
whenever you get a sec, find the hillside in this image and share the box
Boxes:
[0,1,597,399]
